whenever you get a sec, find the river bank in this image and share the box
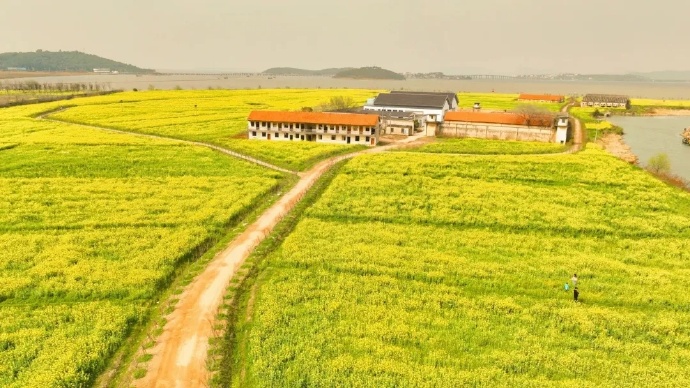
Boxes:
[598,134,638,164]
[648,108,690,116]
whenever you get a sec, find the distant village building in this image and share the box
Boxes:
[247,111,380,146]
[581,94,630,109]
[93,68,111,74]
[518,94,565,103]
[441,111,557,142]
[6,67,28,71]
[364,92,456,136]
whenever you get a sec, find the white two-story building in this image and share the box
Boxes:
[363,92,456,136]
[247,111,380,146]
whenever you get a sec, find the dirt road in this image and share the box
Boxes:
[134,135,423,388]
[562,102,584,153]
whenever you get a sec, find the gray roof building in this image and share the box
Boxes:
[390,91,458,107]
[582,94,630,104]
[372,93,449,109]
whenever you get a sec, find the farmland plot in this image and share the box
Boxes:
[231,147,690,387]
[48,89,378,170]
[0,103,284,387]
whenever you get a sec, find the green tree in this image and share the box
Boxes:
[647,153,671,175]
[324,96,357,111]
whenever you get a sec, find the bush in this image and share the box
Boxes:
[647,153,671,174]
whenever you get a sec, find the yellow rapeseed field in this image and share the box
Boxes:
[48,89,380,170]
[0,99,285,387]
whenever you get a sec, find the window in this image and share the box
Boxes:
[252,131,256,137]
[262,122,266,127]
[284,133,288,138]
[331,135,336,140]
[290,124,293,129]
[355,136,360,142]
[318,135,322,140]
[261,132,266,137]
[366,136,370,142]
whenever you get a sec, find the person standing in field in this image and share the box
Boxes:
[571,273,578,288]
[573,287,579,302]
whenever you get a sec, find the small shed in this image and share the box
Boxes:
[555,114,569,144]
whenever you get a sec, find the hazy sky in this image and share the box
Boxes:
[2,0,688,74]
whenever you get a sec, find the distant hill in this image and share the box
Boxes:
[333,66,405,80]
[0,50,154,73]
[262,67,352,76]
[632,71,690,82]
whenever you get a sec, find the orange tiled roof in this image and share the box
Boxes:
[519,94,564,102]
[248,111,379,126]
[444,111,553,127]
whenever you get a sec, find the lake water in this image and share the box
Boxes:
[7,74,690,98]
[609,116,690,181]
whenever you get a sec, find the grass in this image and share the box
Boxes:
[405,137,566,155]
[570,107,624,140]
[230,146,690,386]
[457,92,563,112]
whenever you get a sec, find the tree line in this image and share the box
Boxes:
[1,80,113,93]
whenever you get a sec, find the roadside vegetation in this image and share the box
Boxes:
[569,107,624,140]
[225,146,690,386]
[0,102,287,387]
[46,89,378,171]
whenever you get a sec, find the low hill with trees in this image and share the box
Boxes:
[0,50,154,73]
[262,67,352,76]
[333,66,405,80]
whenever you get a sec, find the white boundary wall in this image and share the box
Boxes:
[440,121,555,142]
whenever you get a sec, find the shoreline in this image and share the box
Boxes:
[646,108,690,117]
[599,133,639,164]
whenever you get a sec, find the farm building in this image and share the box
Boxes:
[440,111,557,142]
[363,92,453,136]
[581,94,630,109]
[377,111,416,136]
[555,114,569,144]
[390,91,459,110]
[519,94,565,103]
[247,111,380,146]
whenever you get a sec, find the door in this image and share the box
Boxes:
[370,137,375,145]
[267,133,271,140]
[347,137,351,144]
[290,135,293,140]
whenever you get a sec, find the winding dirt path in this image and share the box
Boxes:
[41,107,584,386]
[134,136,422,388]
